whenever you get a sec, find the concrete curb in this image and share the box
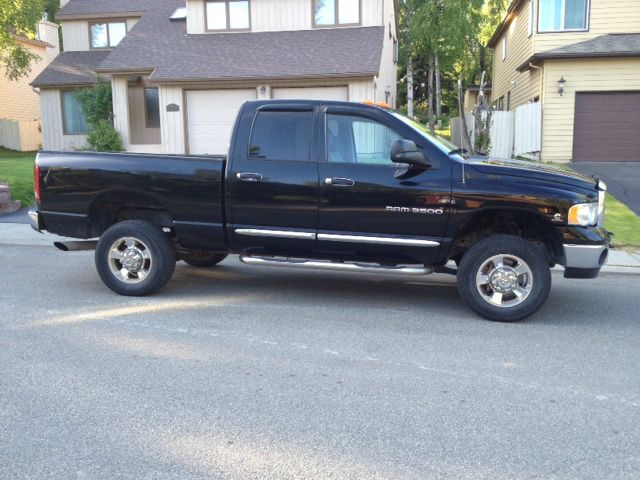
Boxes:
[2,223,639,274]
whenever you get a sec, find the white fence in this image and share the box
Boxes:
[490,111,515,159]
[513,102,542,157]
[0,118,42,152]
[451,102,542,159]
[450,113,475,152]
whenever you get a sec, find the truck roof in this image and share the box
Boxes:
[244,99,391,112]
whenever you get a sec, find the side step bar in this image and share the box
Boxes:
[239,255,433,276]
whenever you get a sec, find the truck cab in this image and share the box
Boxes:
[226,101,453,265]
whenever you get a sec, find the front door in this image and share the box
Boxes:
[317,108,451,264]
[228,105,318,255]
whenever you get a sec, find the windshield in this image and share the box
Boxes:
[390,112,463,156]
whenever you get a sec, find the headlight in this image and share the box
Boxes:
[568,203,599,227]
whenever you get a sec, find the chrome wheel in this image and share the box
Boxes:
[475,254,533,308]
[108,236,152,284]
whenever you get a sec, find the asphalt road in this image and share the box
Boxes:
[1,241,639,479]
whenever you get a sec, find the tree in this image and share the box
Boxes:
[397,0,509,124]
[398,0,421,118]
[0,0,46,80]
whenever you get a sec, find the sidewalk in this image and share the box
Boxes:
[1,218,639,273]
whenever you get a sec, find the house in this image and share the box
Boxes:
[463,84,492,113]
[32,0,398,155]
[0,20,59,151]
[488,0,640,163]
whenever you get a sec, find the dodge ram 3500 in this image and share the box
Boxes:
[31,100,610,321]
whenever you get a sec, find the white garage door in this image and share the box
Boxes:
[186,89,256,155]
[272,86,348,101]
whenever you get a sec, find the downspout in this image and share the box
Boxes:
[528,62,544,161]
[528,62,544,102]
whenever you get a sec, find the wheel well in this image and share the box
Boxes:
[89,191,173,238]
[450,210,563,266]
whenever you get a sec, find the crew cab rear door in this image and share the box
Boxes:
[317,106,451,264]
[227,104,319,255]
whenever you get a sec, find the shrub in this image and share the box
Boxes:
[76,79,113,125]
[85,120,123,152]
[76,78,124,152]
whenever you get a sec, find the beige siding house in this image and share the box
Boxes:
[489,0,640,163]
[33,0,398,155]
[0,21,59,151]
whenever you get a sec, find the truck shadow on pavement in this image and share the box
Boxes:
[161,262,624,328]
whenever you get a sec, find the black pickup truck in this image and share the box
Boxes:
[31,100,610,322]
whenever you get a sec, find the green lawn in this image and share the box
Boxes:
[0,148,36,208]
[603,193,640,248]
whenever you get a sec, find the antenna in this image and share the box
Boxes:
[457,79,466,186]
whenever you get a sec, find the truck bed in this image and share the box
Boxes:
[36,151,227,251]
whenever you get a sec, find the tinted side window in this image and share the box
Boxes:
[249,111,313,161]
[327,114,402,165]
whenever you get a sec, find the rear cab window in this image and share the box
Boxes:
[249,111,313,162]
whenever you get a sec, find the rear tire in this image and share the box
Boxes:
[457,235,551,322]
[95,220,176,296]
[182,250,227,267]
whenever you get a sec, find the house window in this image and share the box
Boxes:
[497,96,505,111]
[62,91,88,135]
[539,0,589,32]
[206,0,250,31]
[249,111,313,161]
[144,88,160,128]
[507,91,511,111]
[90,21,127,49]
[314,0,360,27]
[502,37,508,61]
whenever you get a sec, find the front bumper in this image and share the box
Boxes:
[563,243,609,278]
[560,225,610,279]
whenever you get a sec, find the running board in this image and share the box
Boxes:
[239,256,433,276]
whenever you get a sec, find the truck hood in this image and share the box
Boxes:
[466,157,597,191]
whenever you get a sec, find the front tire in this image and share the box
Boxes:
[95,220,176,296]
[457,235,551,322]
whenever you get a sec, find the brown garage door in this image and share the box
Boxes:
[573,92,640,162]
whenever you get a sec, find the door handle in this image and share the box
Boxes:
[325,177,355,187]
[237,172,263,182]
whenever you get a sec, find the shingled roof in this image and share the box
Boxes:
[31,51,110,87]
[97,27,385,82]
[94,0,383,82]
[43,0,384,85]
[56,0,160,20]
[517,34,640,71]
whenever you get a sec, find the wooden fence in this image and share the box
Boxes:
[0,118,42,152]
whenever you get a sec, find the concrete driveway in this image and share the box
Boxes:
[572,162,640,215]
